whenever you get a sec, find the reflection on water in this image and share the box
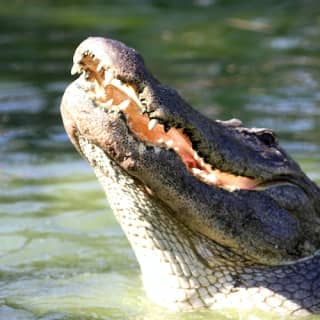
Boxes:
[0,1,319,319]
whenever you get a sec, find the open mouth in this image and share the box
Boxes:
[72,50,259,192]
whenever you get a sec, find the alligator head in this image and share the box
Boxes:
[61,37,320,314]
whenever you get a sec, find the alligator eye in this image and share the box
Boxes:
[257,131,276,146]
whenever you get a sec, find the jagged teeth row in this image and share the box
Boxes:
[191,168,239,191]
[74,55,172,136]
[73,54,144,111]
[76,54,233,191]
[83,50,95,58]
[147,118,158,130]
[191,168,217,184]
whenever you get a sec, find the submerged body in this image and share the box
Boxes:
[61,37,320,315]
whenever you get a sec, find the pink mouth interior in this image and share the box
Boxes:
[104,84,258,191]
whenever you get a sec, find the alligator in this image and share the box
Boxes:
[60,37,320,316]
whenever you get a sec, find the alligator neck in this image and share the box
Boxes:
[78,137,314,316]
[79,137,241,309]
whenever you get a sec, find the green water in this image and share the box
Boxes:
[0,1,320,319]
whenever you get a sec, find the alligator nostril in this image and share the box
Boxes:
[258,131,276,146]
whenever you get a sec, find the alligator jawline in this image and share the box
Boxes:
[73,52,259,191]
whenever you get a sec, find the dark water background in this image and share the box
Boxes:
[0,1,319,319]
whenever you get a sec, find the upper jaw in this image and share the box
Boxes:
[71,37,151,88]
[68,37,305,193]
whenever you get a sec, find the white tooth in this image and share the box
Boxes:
[154,147,161,154]
[191,168,201,175]
[157,138,164,144]
[94,79,99,88]
[224,185,238,192]
[97,62,104,72]
[118,99,130,110]
[174,147,179,152]
[103,70,114,86]
[166,139,174,147]
[88,92,96,100]
[105,98,114,107]
[84,71,91,80]
[122,84,136,97]
[207,174,217,183]
[71,64,81,75]
[138,143,146,154]
[101,99,114,109]
[111,78,122,87]
[148,119,158,131]
[96,87,106,99]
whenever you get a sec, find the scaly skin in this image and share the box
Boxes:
[60,37,320,315]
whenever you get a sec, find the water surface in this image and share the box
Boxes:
[0,1,320,319]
